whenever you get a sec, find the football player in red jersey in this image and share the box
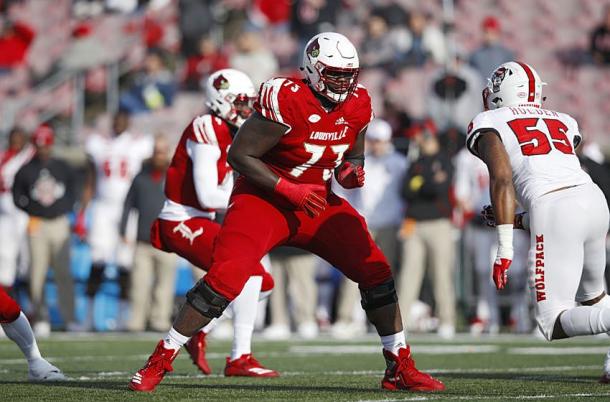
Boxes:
[0,287,65,381]
[133,69,278,381]
[130,33,444,393]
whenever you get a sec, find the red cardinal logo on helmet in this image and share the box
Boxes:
[306,38,320,58]
[491,67,507,93]
[213,74,230,90]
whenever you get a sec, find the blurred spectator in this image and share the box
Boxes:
[12,126,79,336]
[427,52,482,133]
[469,16,514,82]
[121,135,176,332]
[119,49,177,114]
[229,30,278,88]
[0,128,34,292]
[249,0,291,31]
[397,122,455,338]
[82,111,153,331]
[360,13,401,70]
[291,0,341,47]
[361,119,408,269]
[263,248,319,340]
[397,9,446,68]
[590,5,610,65]
[0,18,35,72]
[182,36,229,91]
[178,0,214,57]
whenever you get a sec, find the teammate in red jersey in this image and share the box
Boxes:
[130,32,445,393]
[0,287,65,381]
[138,68,277,381]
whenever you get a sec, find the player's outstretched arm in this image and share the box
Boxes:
[227,111,286,192]
[477,132,516,290]
[335,128,365,189]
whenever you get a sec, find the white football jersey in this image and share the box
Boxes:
[466,106,591,209]
[86,131,153,204]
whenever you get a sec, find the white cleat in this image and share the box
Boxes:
[28,358,67,382]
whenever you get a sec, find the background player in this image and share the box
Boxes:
[147,68,277,377]
[81,111,153,330]
[130,32,444,393]
[466,61,610,381]
[0,128,34,293]
[0,287,65,381]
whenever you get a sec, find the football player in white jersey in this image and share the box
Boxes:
[81,111,154,330]
[467,61,610,381]
[0,128,34,291]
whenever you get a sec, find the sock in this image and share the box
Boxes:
[163,327,190,351]
[230,276,262,360]
[559,306,610,337]
[380,331,406,356]
[1,312,43,362]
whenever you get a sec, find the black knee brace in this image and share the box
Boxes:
[360,279,397,311]
[186,279,230,319]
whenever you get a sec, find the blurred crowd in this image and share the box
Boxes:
[2,0,610,339]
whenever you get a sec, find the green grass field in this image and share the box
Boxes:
[2,333,610,401]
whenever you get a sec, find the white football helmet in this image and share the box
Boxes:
[301,32,360,103]
[205,69,257,127]
[486,61,546,110]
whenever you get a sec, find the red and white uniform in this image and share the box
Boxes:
[151,114,241,272]
[204,78,392,301]
[86,131,153,265]
[467,107,609,340]
[0,144,34,286]
[258,78,373,189]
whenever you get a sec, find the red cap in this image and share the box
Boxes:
[32,125,54,146]
[482,16,500,31]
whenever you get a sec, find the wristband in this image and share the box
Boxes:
[496,224,514,260]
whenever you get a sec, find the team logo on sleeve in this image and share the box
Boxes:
[306,38,320,58]
[213,74,230,90]
[491,67,507,93]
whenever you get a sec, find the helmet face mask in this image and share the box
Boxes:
[205,69,256,127]
[302,32,360,103]
[486,61,546,110]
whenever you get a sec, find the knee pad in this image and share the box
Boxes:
[0,289,21,323]
[360,279,398,311]
[186,279,230,319]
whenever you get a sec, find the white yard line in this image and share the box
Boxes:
[357,392,610,401]
[509,346,610,355]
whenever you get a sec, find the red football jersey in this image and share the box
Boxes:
[255,78,373,186]
[165,114,233,212]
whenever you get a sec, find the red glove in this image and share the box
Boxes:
[73,209,87,241]
[492,257,512,290]
[274,177,327,218]
[336,161,365,189]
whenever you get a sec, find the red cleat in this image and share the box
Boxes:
[129,340,178,392]
[185,331,212,375]
[600,373,610,384]
[224,354,279,377]
[381,347,445,392]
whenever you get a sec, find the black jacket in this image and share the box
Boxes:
[12,156,77,219]
[120,163,166,243]
[402,152,453,221]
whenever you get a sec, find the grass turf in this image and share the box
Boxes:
[2,333,610,401]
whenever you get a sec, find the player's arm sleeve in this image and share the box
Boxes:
[254,78,294,134]
[187,139,232,210]
[466,112,501,158]
[119,176,138,236]
[568,116,583,150]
